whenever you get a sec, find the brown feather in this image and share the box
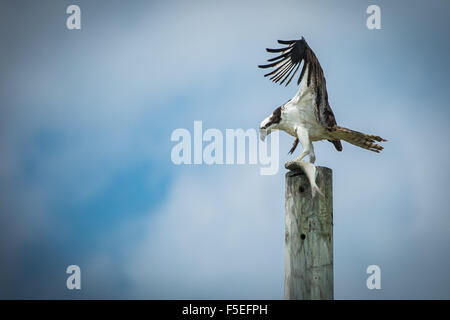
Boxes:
[329,126,386,152]
[288,138,299,155]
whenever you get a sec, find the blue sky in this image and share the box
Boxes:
[0,0,450,299]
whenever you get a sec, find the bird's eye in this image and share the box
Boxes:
[262,122,272,130]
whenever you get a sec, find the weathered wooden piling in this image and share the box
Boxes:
[284,164,333,300]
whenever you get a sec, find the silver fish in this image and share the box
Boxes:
[285,161,324,197]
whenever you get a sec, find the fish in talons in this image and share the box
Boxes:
[285,160,324,198]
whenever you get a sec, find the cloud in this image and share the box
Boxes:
[118,95,450,299]
[1,0,450,299]
[123,166,284,299]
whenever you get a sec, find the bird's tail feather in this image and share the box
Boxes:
[332,126,386,153]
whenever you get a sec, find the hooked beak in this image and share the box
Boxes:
[259,128,267,142]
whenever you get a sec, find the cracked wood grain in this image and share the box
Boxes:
[284,167,333,300]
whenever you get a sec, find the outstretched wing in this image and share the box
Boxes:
[258,37,343,151]
[258,37,313,87]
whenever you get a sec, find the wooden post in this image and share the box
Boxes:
[284,165,333,300]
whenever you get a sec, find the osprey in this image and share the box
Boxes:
[258,37,386,164]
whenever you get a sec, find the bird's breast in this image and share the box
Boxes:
[280,95,328,141]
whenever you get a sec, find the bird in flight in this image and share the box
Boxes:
[258,37,386,164]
